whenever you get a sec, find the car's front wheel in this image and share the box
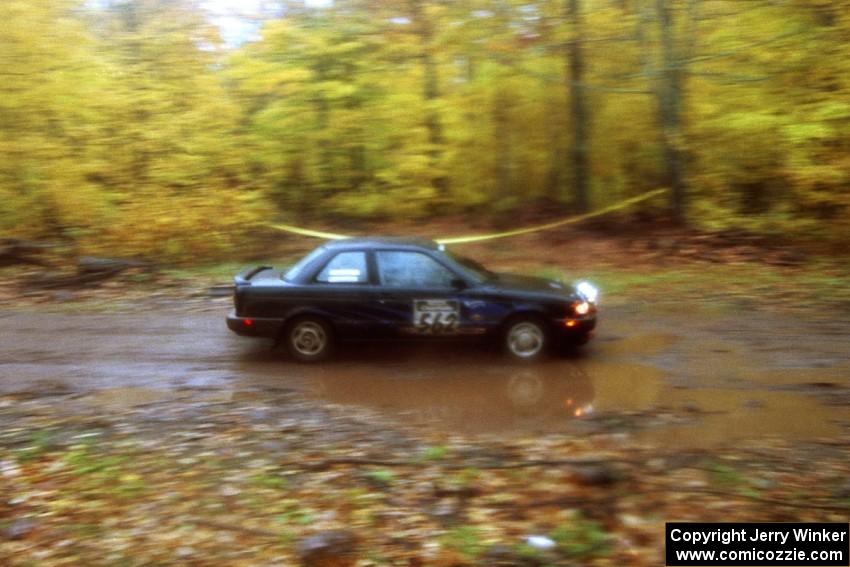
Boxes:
[285,316,334,362]
[504,317,548,361]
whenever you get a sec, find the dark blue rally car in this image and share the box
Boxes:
[227,237,597,362]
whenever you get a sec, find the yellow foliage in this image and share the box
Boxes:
[2,0,850,256]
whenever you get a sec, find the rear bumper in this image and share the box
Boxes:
[226,311,285,338]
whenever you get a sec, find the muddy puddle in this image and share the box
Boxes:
[252,354,847,446]
[642,389,843,448]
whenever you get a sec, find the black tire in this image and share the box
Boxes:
[503,316,549,362]
[284,316,334,362]
[573,332,592,346]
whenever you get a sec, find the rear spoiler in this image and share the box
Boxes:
[234,265,273,286]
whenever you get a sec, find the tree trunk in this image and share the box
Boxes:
[409,1,448,198]
[493,90,513,206]
[545,94,563,203]
[567,0,590,212]
[344,63,367,191]
[655,0,687,223]
[314,65,335,198]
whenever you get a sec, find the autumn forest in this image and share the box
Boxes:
[2,0,849,261]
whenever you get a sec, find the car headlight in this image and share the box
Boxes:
[574,301,591,316]
[576,281,598,303]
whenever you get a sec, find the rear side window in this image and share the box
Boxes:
[316,251,368,283]
[284,247,325,282]
[376,251,455,288]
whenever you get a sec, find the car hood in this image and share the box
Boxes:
[486,273,573,295]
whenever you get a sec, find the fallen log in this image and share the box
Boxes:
[29,267,128,290]
[27,256,154,289]
[77,256,150,274]
[0,239,52,268]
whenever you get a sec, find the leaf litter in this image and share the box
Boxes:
[1,387,848,566]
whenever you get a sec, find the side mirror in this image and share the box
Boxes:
[451,278,468,290]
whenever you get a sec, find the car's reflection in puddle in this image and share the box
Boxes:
[239,344,650,436]
[305,362,596,435]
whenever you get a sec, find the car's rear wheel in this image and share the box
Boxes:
[285,316,333,362]
[504,317,548,361]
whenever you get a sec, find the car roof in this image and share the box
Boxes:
[323,237,441,251]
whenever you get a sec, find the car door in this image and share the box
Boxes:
[372,250,473,339]
[307,249,383,338]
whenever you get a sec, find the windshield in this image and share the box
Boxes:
[283,247,325,282]
[444,251,494,282]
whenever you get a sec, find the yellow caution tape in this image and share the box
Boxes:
[265,223,349,240]
[267,187,668,245]
[436,188,668,244]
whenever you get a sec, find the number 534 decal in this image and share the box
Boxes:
[413,299,460,334]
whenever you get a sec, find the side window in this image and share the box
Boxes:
[376,251,456,288]
[315,251,368,284]
[283,246,326,282]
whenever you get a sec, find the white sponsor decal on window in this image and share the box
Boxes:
[327,268,361,283]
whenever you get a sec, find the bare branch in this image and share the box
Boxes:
[570,81,653,95]
[300,456,633,471]
[686,29,806,64]
[688,71,770,83]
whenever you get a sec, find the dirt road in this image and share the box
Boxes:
[2,303,848,448]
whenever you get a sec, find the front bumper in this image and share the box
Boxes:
[226,311,285,338]
[553,316,597,344]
